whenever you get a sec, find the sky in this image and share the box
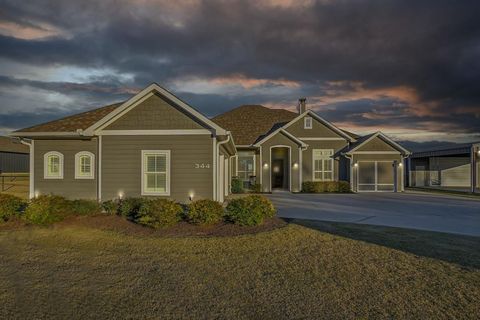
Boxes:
[0,0,479,150]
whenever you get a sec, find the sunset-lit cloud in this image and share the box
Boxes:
[0,0,479,148]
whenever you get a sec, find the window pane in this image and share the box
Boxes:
[358,162,375,184]
[156,173,166,192]
[156,155,166,172]
[324,159,332,171]
[324,172,333,181]
[314,172,322,180]
[146,173,156,190]
[49,156,59,174]
[80,156,91,174]
[146,156,156,172]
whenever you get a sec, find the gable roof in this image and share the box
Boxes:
[212,105,358,146]
[12,83,228,137]
[14,102,123,134]
[253,128,308,148]
[0,136,29,153]
[345,131,410,155]
[212,105,297,145]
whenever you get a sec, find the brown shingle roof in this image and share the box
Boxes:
[0,136,29,153]
[212,105,297,145]
[15,102,124,133]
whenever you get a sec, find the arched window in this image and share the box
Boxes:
[75,151,95,179]
[44,151,64,179]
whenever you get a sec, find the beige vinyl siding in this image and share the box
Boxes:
[101,135,213,202]
[104,93,205,130]
[301,140,348,182]
[34,139,97,199]
[285,114,343,138]
[352,154,403,192]
[356,136,397,152]
[259,132,301,192]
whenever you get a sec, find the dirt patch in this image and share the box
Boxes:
[49,215,288,237]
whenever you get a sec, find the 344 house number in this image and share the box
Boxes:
[194,163,211,169]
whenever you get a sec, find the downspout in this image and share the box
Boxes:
[216,133,231,202]
[19,138,34,199]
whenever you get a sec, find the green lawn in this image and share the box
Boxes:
[1,219,479,319]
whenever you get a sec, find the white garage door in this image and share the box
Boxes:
[358,161,395,192]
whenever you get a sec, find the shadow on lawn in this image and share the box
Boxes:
[287,219,480,270]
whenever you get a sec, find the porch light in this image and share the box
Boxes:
[398,163,403,167]
[293,162,299,169]
[354,163,358,167]
[263,162,269,169]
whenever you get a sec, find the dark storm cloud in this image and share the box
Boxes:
[0,0,479,142]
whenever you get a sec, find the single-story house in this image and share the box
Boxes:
[0,136,29,173]
[407,142,480,193]
[10,83,410,202]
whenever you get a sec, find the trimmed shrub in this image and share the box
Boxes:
[231,177,244,194]
[71,199,102,216]
[136,199,183,228]
[251,183,262,193]
[118,197,145,219]
[102,200,120,215]
[301,181,351,193]
[24,195,73,225]
[225,195,276,226]
[186,199,224,225]
[0,194,26,222]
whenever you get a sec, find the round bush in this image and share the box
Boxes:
[71,199,102,216]
[226,195,275,225]
[0,194,26,222]
[102,200,120,215]
[136,199,183,228]
[225,195,276,226]
[118,197,145,219]
[187,199,224,225]
[24,195,73,225]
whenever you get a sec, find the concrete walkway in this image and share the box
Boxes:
[268,191,480,237]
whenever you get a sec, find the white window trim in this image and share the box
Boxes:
[75,151,95,179]
[304,116,313,129]
[141,150,171,196]
[312,149,334,181]
[43,151,64,179]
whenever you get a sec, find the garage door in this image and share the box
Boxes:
[358,161,395,192]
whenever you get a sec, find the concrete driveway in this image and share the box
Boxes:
[268,192,480,237]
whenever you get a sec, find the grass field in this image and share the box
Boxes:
[0,219,479,319]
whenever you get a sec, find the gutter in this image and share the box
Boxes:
[215,133,231,201]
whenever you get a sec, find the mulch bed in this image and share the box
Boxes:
[0,215,288,238]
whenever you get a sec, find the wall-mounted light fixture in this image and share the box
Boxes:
[398,163,403,167]
[263,162,269,169]
[293,162,299,169]
[354,163,358,167]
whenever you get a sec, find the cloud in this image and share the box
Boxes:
[0,0,478,143]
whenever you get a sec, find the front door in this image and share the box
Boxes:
[272,159,284,189]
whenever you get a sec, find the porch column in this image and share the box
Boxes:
[472,146,478,193]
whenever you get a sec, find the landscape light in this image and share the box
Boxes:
[189,191,195,201]
[118,191,124,199]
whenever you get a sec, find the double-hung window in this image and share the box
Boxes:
[142,150,170,195]
[75,151,94,179]
[237,151,255,187]
[44,151,64,179]
[313,149,334,181]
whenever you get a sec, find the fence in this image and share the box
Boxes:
[0,173,29,199]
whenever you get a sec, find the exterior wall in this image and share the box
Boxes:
[356,137,397,152]
[285,114,343,138]
[300,140,348,183]
[34,139,97,199]
[104,93,205,130]
[410,155,471,187]
[259,132,301,192]
[351,153,403,192]
[101,135,213,202]
[0,152,29,173]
